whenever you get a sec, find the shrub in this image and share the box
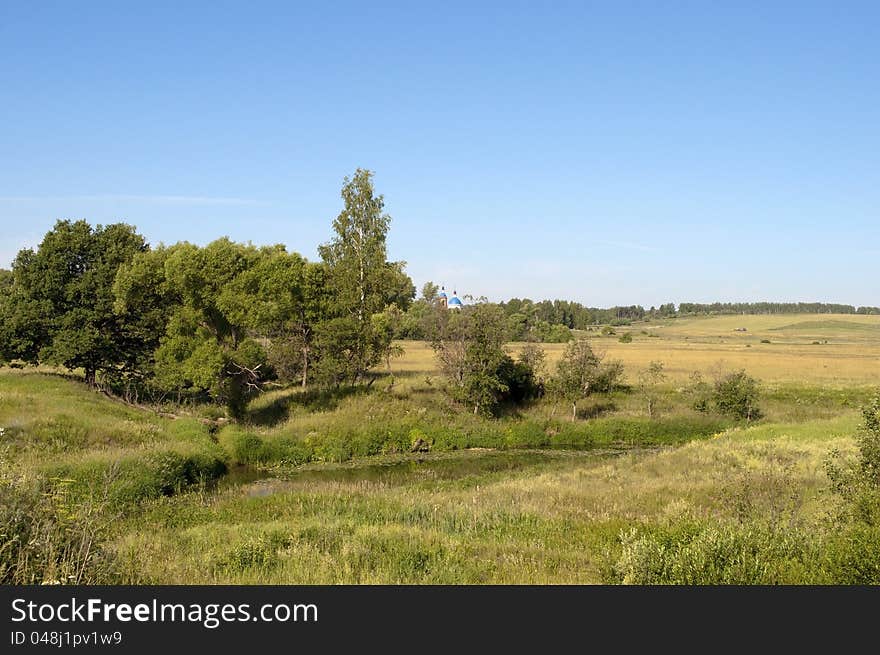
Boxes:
[713,370,762,420]
[821,524,880,584]
[858,394,880,487]
[826,393,880,522]
[618,332,633,343]
[612,523,814,584]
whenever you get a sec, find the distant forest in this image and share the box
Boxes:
[498,299,880,332]
[389,296,880,343]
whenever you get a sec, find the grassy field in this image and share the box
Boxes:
[2,313,879,584]
[395,313,880,386]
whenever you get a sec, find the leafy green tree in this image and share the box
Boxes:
[111,244,182,390]
[429,303,512,415]
[421,281,440,303]
[552,338,624,421]
[218,249,329,388]
[318,169,414,384]
[713,370,762,421]
[394,298,432,339]
[518,342,546,382]
[1,220,147,385]
[118,239,271,417]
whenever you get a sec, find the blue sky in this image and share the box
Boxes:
[1,1,877,307]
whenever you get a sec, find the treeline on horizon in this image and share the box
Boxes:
[393,297,880,343]
[493,299,880,337]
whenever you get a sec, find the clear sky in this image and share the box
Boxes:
[1,1,877,308]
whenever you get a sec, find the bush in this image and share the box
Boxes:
[618,333,633,343]
[825,393,880,522]
[713,370,762,420]
[858,394,880,487]
[612,523,814,584]
[822,524,880,584]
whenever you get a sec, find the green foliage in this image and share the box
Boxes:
[0,468,119,584]
[551,338,624,420]
[612,523,816,584]
[223,250,330,388]
[215,531,292,575]
[638,361,666,418]
[826,393,880,522]
[318,169,414,385]
[618,332,633,343]
[685,371,712,413]
[1,220,148,384]
[429,303,519,415]
[43,447,227,507]
[713,370,762,420]
[125,239,273,417]
[420,281,439,303]
[858,394,880,487]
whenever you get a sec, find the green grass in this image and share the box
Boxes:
[3,312,880,584]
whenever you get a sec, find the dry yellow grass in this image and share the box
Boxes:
[392,313,880,386]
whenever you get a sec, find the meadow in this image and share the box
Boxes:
[2,313,879,584]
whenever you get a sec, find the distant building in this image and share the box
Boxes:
[437,286,464,310]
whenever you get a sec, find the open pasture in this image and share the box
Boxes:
[391,313,880,386]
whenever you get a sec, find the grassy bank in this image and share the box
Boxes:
[2,313,879,584]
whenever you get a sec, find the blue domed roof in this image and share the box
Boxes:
[448,295,463,306]
[438,290,447,298]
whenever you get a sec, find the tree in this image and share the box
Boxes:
[1,220,148,385]
[218,249,329,388]
[638,361,666,419]
[685,371,712,413]
[713,370,762,421]
[518,342,546,382]
[318,169,413,384]
[118,239,271,417]
[112,244,181,393]
[421,281,440,303]
[552,338,623,421]
[428,302,512,415]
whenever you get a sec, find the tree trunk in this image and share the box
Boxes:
[85,367,96,387]
[301,347,309,388]
[572,402,577,422]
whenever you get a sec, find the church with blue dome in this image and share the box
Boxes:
[437,286,463,310]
